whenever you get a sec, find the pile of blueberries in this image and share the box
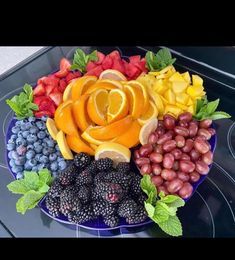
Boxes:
[7,116,68,179]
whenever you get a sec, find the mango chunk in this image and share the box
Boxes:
[192,75,203,86]
[187,85,204,97]
[171,81,188,93]
[164,105,182,118]
[181,72,191,84]
[176,93,189,105]
[164,89,176,105]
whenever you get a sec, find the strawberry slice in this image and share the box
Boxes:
[39,98,56,114]
[45,85,55,96]
[109,50,121,60]
[34,110,53,118]
[125,63,141,80]
[42,75,59,88]
[112,59,125,74]
[73,71,82,78]
[60,58,71,71]
[85,65,103,77]
[49,89,63,107]
[66,72,78,83]
[102,56,113,70]
[95,52,105,65]
[33,96,46,106]
[58,79,67,93]
[37,77,47,85]
[33,84,45,96]
[54,69,69,78]
[86,61,97,72]
[129,55,141,64]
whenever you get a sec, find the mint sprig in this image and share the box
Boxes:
[7,169,52,214]
[6,84,38,120]
[70,48,98,73]
[140,175,185,237]
[194,96,231,121]
[145,48,176,72]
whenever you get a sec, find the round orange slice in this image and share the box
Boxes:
[66,134,94,155]
[99,69,127,81]
[72,94,92,132]
[139,118,158,145]
[54,100,73,120]
[71,76,97,101]
[87,89,109,126]
[89,115,133,140]
[107,89,129,123]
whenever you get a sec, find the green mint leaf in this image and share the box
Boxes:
[145,51,155,71]
[140,175,157,204]
[158,215,183,237]
[70,64,80,71]
[152,202,170,223]
[7,179,32,194]
[37,183,50,194]
[16,190,43,214]
[23,171,40,190]
[161,195,185,208]
[23,84,33,97]
[38,169,52,186]
[157,201,177,216]
[6,99,22,116]
[27,103,38,111]
[88,50,98,62]
[210,111,231,120]
[158,191,166,199]
[144,202,155,218]
[206,99,220,114]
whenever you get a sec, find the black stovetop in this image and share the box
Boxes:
[0,46,235,237]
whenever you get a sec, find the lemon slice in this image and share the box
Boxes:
[137,101,158,126]
[46,118,58,140]
[63,81,73,102]
[99,69,127,81]
[56,131,74,160]
[139,118,158,145]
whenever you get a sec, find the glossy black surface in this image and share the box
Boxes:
[0,46,235,237]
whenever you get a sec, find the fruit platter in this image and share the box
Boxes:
[4,47,231,237]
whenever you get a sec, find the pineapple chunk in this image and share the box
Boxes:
[192,75,203,86]
[164,105,182,118]
[171,81,188,93]
[164,89,176,105]
[176,93,189,105]
[176,102,188,111]
[187,85,204,97]
[181,72,191,84]
[169,72,185,82]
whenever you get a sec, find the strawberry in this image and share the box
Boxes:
[102,55,113,70]
[66,72,77,83]
[33,84,45,96]
[109,50,121,60]
[34,110,53,118]
[58,79,67,93]
[125,63,141,80]
[85,65,103,77]
[60,58,71,71]
[95,51,105,65]
[86,61,97,71]
[54,69,69,78]
[112,59,125,74]
[73,70,82,78]
[37,77,47,85]
[42,75,59,88]
[49,89,63,107]
[45,85,55,96]
[129,55,141,64]
[33,96,46,106]
[133,58,147,73]
[39,98,56,114]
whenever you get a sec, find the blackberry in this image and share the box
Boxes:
[77,185,91,204]
[74,153,91,170]
[96,182,124,203]
[103,215,119,227]
[91,188,100,201]
[130,174,142,196]
[103,171,132,192]
[68,204,94,224]
[92,200,117,217]
[126,206,148,224]
[59,164,77,186]
[116,162,130,174]
[85,161,98,175]
[136,193,148,205]
[93,171,105,185]
[96,158,113,171]
[45,196,60,217]
[118,198,138,218]
[76,170,93,186]
[48,179,64,198]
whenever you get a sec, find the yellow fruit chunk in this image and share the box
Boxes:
[72,94,92,132]
[187,105,195,114]
[95,142,131,165]
[55,102,79,137]
[164,105,182,118]
[176,93,189,105]
[46,118,58,141]
[139,118,158,145]
[176,102,188,111]
[164,89,176,105]
[114,120,141,148]
[107,89,128,123]
[127,80,150,114]
[187,85,204,98]
[87,89,109,126]
[147,87,164,115]
[187,98,194,106]
[192,75,203,86]
[66,134,94,155]
[71,76,97,101]
[63,81,73,102]
[82,126,114,145]
[99,69,127,81]
[181,72,191,84]
[56,131,74,160]
[124,84,144,119]
[160,96,169,106]
[137,74,156,89]
[138,101,158,126]
[84,79,123,94]
[89,116,133,140]
[171,81,188,94]
[153,79,169,95]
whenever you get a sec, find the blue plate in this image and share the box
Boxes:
[5,116,217,231]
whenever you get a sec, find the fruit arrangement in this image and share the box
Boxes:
[5,47,231,237]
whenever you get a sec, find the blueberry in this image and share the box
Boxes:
[7,143,15,151]
[37,131,46,139]
[28,159,37,167]
[55,144,60,151]
[16,172,23,179]
[15,121,22,127]
[26,150,36,160]
[39,155,49,164]
[43,137,50,143]
[27,144,34,150]
[11,151,19,160]
[12,126,20,134]
[41,116,48,122]
[46,139,55,148]
[8,151,13,159]
[34,141,42,147]
[24,161,33,171]
[16,145,27,156]
[28,117,36,123]
[32,166,38,172]
[58,160,67,171]
[35,145,43,154]
[42,143,47,148]
[17,131,24,138]
[10,134,17,140]
[29,126,39,134]
[27,134,37,144]
[36,121,46,130]
[56,151,62,157]
[35,154,41,161]
[52,171,58,178]
[57,157,64,162]
[16,137,27,146]
[15,156,26,166]
[42,147,53,156]
[9,159,16,167]
[37,163,46,170]
[25,122,33,130]
[22,130,30,138]
[50,161,58,171]
[12,166,23,174]
[49,153,57,161]
[20,123,27,131]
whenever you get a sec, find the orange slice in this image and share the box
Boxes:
[71,76,97,101]
[87,89,109,126]
[107,89,129,123]
[72,94,92,132]
[137,101,158,126]
[63,81,73,102]
[66,134,94,156]
[139,118,158,145]
[124,84,144,119]
[99,69,127,81]
[54,100,73,119]
[113,120,141,148]
[56,131,74,160]
[126,80,150,114]
[84,79,123,94]
[89,115,133,140]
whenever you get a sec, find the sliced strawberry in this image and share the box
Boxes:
[85,65,103,77]
[39,99,56,114]
[73,70,82,78]
[86,61,97,71]
[129,55,141,64]
[94,52,105,65]
[34,110,53,118]
[125,63,141,80]
[37,77,47,85]
[102,55,113,70]
[33,84,45,96]
[60,58,71,71]
[109,50,121,60]
[66,72,78,83]
[58,79,67,93]
[54,69,69,78]
[42,75,59,88]
[49,90,63,107]
[33,96,46,106]
[45,85,55,96]
[112,59,125,74]
[133,58,147,73]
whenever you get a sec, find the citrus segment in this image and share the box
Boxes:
[66,134,94,155]
[84,79,123,94]
[137,101,158,126]
[62,81,73,102]
[99,69,127,81]
[139,118,158,145]
[56,131,74,160]
[46,118,58,140]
